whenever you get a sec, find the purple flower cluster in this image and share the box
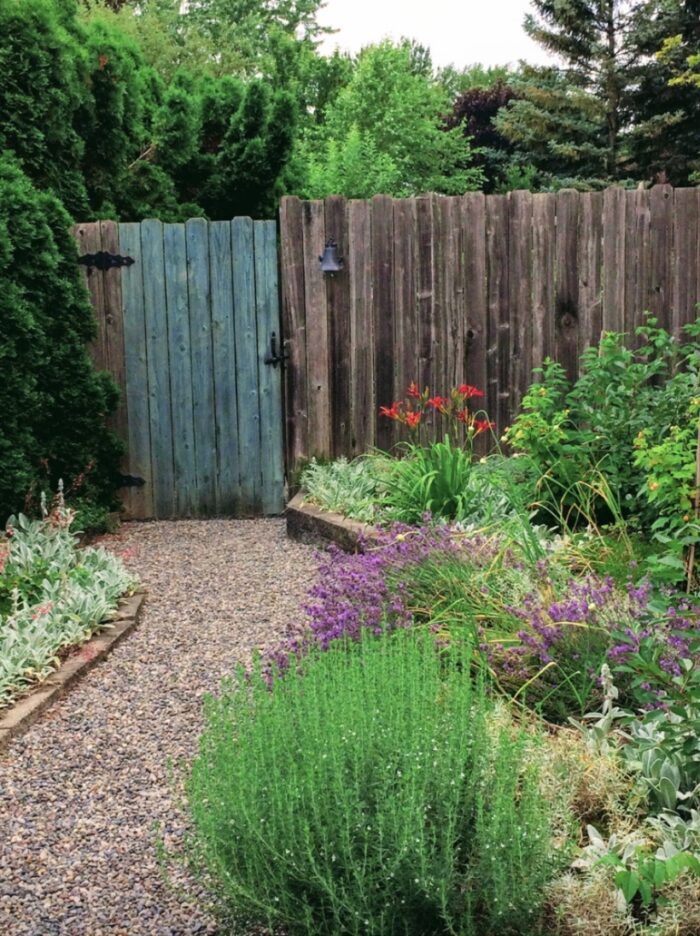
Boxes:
[608,590,700,684]
[265,524,499,677]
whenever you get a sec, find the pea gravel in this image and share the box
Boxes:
[0,519,317,936]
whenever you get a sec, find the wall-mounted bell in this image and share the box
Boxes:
[319,239,344,275]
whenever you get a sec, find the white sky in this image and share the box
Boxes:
[317,0,556,69]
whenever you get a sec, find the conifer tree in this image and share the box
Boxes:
[627,0,700,184]
[498,1,637,184]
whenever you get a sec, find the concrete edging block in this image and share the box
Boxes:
[286,493,381,553]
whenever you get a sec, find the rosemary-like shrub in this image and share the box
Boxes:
[186,629,558,935]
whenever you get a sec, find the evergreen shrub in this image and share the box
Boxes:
[0,155,122,522]
[187,629,558,935]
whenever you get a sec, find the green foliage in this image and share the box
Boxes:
[495,65,612,187]
[299,126,401,200]
[634,410,700,586]
[628,2,700,186]
[0,0,90,216]
[0,509,135,706]
[0,155,122,521]
[300,457,380,523]
[504,321,699,541]
[186,629,557,935]
[297,41,484,198]
[377,438,481,525]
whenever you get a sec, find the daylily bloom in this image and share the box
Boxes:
[379,403,402,420]
[474,419,496,434]
[427,396,448,412]
[405,411,421,429]
[407,381,421,399]
[458,384,484,399]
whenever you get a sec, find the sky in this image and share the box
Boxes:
[317,0,556,69]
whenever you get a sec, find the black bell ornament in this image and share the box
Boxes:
[319,239,344,275]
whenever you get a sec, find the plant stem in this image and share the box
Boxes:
[687,413,700,592]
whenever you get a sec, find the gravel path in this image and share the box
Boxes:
[0,519,317,936]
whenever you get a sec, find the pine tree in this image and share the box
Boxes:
[498,1,638,185]
[627,0,700,184]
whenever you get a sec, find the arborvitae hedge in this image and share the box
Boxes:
[0,155,122,521]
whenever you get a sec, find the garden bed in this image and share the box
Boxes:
[0,590,145,751]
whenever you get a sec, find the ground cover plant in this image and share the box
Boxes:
[187,628,559,935]
[0,494,136,706]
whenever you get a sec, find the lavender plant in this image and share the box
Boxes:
[187,629,558,935]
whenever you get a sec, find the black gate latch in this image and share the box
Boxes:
[264,332,289,368]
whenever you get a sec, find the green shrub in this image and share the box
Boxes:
[0,154,122,522]
[186,629,558,935]
[504,320,699,538]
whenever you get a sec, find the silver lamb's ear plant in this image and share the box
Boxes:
[40,491,47,519]
[568,663,630,754]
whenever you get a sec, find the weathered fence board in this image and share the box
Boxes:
[280,185,700,468]
[75,217,284,519]
[254,220,285,515]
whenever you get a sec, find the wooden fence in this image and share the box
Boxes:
[279,186,700,467]
[74,218,285,519]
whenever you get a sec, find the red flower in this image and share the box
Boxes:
[474,419,496,434]
[458,384,484,399]
[405,411,421,429]
[407,381,421,399]
[379,403,402,420]
[456,410,469,424]
[427,395,448,412]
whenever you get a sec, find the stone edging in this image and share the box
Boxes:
[286,492,380,552]
[0,591,146,752]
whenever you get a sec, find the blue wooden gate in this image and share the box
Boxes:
[74,217,285,519]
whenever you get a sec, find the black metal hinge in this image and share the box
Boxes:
[78,251,135,271]
[118,474,145,488]
[264,332,289,368]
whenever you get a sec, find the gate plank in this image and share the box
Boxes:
[141,219,175,518]
[232,217,262,514]
[186,218,217,515]
[254,220,285,514]
[99,221,128,443]
[164,223,197,517]
[279,197,308,472]
[209,220,240,516]
[74,222,106,367]
[118,222,153,519]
